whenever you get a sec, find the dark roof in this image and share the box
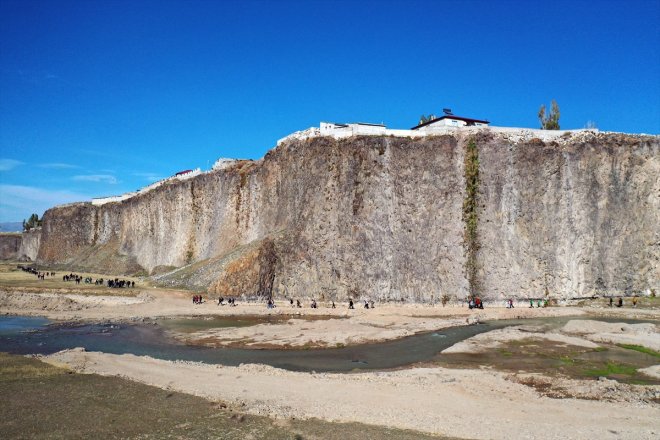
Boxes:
[331,122,385,127]
[355,122,386,127]
[411,115,490,130]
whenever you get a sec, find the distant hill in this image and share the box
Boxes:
[0,222,22,233]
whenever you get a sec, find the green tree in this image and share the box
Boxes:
[418,114,436,125]
[538,100,560,130]
[23,213,42,231]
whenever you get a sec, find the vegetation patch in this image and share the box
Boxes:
[462,138,480,297]
[616,344,660,358]
[583,362,638,377]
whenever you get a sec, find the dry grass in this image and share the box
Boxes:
[0,262,150,296]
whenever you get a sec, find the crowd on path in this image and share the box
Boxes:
[61,273,135,288]
[17,265,54,280]
[192,293,648,310]
[189,294,379,310]
[279,297,371,310]
[608,296,638,308]
[16,265,135,288]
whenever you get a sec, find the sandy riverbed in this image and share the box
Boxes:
[42,348,659,440]
[4,288,660,439]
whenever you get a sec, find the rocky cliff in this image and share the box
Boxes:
[0,233,22,260]
[34,130,659,301]
[18,229,41,261]
[0,229,41,261]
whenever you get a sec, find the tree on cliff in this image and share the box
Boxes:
[22,213,42,231]
[419,114,436,124]
[538,100,560,130]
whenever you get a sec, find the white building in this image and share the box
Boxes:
[319,122,387,136]
[411,113,490,131]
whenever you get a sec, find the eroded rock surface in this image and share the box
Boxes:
[31,131,660,301]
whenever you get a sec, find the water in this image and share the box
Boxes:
[156,314,332,333]
[0,315,656,376]
[0,315,50,335]
[0,315,511,372]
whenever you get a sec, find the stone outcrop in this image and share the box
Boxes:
[18,229,41,261]
[0,229,41,261]
[0,233,22,260]
[33,130,659,301]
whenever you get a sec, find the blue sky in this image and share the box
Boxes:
[1,0,659,223]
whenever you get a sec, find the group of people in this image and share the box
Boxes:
[107,278,134,288]
[18,265,54,280]
[17,265,135,288]
[217,297,237,306]
[609,296,637,308]
[273,298,358,310]
[62,273,83,283]
[468,297,484,309]
[529,299,548,308]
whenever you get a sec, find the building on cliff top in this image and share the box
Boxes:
[276,110,491,146]
[410,112,490,130]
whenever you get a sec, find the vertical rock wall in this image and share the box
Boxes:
[476,133,659,298]
[18,229,41,261]
[0,234,22,260]
[0,230,41,261]
[34,132,659,300]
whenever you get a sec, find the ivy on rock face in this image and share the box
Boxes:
[462,139,480,298]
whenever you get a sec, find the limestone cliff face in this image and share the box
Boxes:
[0,234,22,260]
[36,132,659,300]
[475,133,659,298]
[0,229,41,261]
[18,229,41,261]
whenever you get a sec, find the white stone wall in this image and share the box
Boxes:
[212,158,239,170]
[91,193,137,205]
[91,168,202,206]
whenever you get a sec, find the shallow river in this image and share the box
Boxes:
[0,315,656,375]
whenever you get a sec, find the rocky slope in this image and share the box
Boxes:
[30,130,660,301]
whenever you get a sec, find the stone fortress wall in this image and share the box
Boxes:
[92,168,203,206]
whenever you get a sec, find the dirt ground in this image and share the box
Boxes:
[2,262,659,439]
[42,347,659,440]
[0,353,444,440]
